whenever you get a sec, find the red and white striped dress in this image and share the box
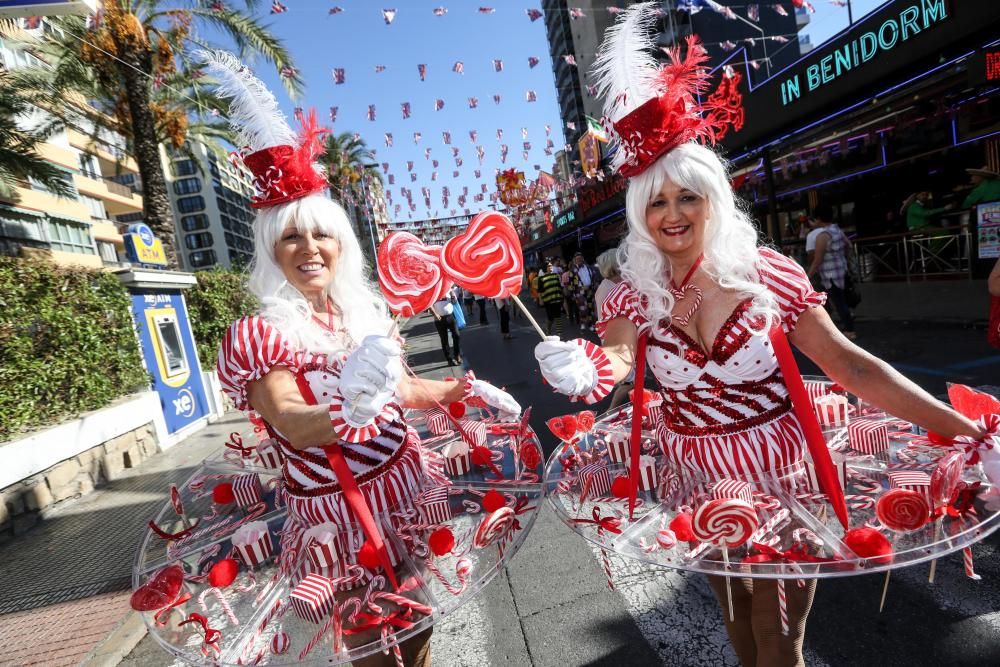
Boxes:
[217,316,431,556]
[597,248,826,479]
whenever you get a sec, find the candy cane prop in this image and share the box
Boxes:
[424,557,472,596]
[198,587,239,626]
[776,578,789,636]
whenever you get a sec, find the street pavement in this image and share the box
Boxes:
[2,288,999,666]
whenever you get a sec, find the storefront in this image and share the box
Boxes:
[716,0,1000,277]
[524,176,628,263]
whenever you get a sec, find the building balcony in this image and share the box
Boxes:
[66,127,139,174]
[73,173,143,216]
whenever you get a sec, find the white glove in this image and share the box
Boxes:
[469,379,522,422]
[339,335,403,427]
[534,336,597,398]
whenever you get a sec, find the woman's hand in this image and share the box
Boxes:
[339,335,403,426]
[468,380,521,421]
[534,337,598,397]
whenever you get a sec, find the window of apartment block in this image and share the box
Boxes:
[116,212,144,225]
[171,159,197,177]
[97,240,119,263]
[81,195,106,220]
[79,153,101,179]
[181,214,209,232]
[29,172,78,199]
[177,195,205,214]
[173,177,202,196]
[188,249,217,268]
[47,218,95,255]
[184,231,214,250]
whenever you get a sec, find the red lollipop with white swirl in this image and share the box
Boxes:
[377,232,452,317]
[692,498,758,548]
[930,451,964,507]
[441,211,523,298]
[474,506,515,548]
[876,489,930,531]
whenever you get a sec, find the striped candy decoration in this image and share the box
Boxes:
[848,418,889,454]
[459,419,487,448]
[305,535,341,570]
[232,521,273,568]
[605,432,629,464]
[804,381,830,402]
[813,394,850,427]
[271,630,290,655]
[711,479,754,506]
[254,439,282,469]
[578,463,612,501]
[888,470,932,504]
[416,486,452,524]
[233,473,263,507]
[426,409,453,435]
[637,455,657,492]
[290,573,336,624]
[801,455,848,493]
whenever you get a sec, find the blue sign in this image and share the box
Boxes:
[129,290,209,434]
[124,223,168,266]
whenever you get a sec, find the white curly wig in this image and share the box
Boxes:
[618,142,779,335]
[248,194,392,355]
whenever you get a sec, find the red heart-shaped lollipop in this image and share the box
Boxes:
[377,232,452,317]
[948,383,1000,421]
[130,565,185,611]
[547,415,579,442]
[576,411,595,433]
[519,442,542,470]
[441,211,523,298]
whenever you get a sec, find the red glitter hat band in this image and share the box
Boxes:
[242,108,329,208]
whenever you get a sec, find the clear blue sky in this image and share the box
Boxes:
[211,0,890,224]
[232,1,568,224]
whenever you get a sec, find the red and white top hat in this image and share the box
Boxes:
[201,50,328,208]
[593,3,745,177]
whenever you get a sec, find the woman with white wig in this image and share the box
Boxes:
[534,5,983,665]
[206,52,519,666]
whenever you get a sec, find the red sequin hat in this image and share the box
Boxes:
[200,50,329,208]
[594,4,745,177]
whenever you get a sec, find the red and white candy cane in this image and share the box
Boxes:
[424,556,472,595]
[795,493,875,510]
[235,570,256,593]
[847,470,882,494]
[198,587,239,626]
[777,578,789,635]
[749,508,790,545]
[372,591,434,616]
[963,547,981,580]
[753,492,782,511]
[212,501,267,539]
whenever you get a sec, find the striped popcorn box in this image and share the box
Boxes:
[605,431,629,464]
[804,381,830,402]
[658,466,682,500]
[888,470,932,504]
[303,523,345,570]
[813,394,850,427]
[578,462,612,501]
[416,485,452,524]
[232,521,273,568]
[459,419,487,448]
[442,440,472,477]
[254,438,282,469]
[637,455,657,492]
[425,408,453,436]
[290,573,336,624]
[711,478,754,505]
[232,473,263,507]
[801,453,848,492]
[848,418,889,454]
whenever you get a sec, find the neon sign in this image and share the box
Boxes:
[987,51,1000,82]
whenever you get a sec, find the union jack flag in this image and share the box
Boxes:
[410,173,418,182]
[478,7,495,13]
[329,6,344,15]
[526,90,537,102]
[545,124,551,135]
[413,132,422,144]
[568,7,585,19]
[493,59,503,72]
[563,55,577,66]
[418,64,427,81]
[453,61,464,74]
[332,68,345,84]
[431,172,438,181]
[434,99,445,111]
[374,65,386,73]
[467,97,478,109]
[496,129,503,141]
[382,9,396,25]
[442,131,452,144]
[433,7,447,16]
[469,130,478,143]
[424,148,431,159]
[270,1,287,14]
[329,106,338,123]
[526,8,542,21]
[476,171,482,180]
[528,56,540,69]
[384,133,393,147]
[367,105,376,121]
[747,4,759,20]
[406,161,414,172]
[493,94,502,105]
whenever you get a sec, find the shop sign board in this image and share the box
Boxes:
[977,202,1000,259]
[124,223,169,267]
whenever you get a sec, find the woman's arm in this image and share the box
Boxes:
[989,257,1000,297]
[600,317,639,384]
[246,369,339,450]
[397,374,466,409]
[789,307,983,438]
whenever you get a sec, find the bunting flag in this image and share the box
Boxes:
[475,170,481,179]
[384,133,393,147]
[382,9,396,25]
[772,35,789,43]
[468,97,478,109]
[608,6,625,14]
[431,172,438,181]
[413,132,422,144]
[432,159,439,167]
[526,90,537,102]
[270,1,287,14]
[526,8,542,21]
[453,61,465,74]
[773,4,789,16]
[523,141,531,151]
[469,130,478,143]
[493,94,502,105]
[569,7,585,19]
[500,144,509,163]
[563,54,577,66]
[418,64,427,81]
[401,102,411,119]
[721,40,737,51]
[522,151,529,160]
[566,121,576,130]
[442,131,452,144]
[476,146,485,163]
[367,105,376,121]
[528,56,540,68]
[433,6,447,16]
[478,7,495,13]
[434,99,445,111]
[545,124,551,135]
[424,148,431,159]
[381,162,389,172]
[496,129,503,141]
[333,68,345,84]
[453,171,460,177]
[747,3,759,20]
[389,175,395,185]
[406,161,414,172]
[493,59,503,72]
[374,65,386,73]
[451,147,460,157]
[329,6,344,15]
[279,66,297,80]
[521,127,529,139]
[410,173,418,182]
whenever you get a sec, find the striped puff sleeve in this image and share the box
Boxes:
[596,281,648,341]
[217,316,299,411]
[757,247,827,333]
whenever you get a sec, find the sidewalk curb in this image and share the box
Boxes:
[80,609,147,666]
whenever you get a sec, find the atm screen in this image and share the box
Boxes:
[155,315,188,377]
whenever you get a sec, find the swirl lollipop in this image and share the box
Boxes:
[875,489,930,532]
[692,498,759,622]
[474,506,515,548]
[377,232,452,318]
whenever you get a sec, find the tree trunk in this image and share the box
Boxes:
[116,43,179,269]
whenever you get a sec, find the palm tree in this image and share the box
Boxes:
[319,131,383,258]
[0,73,76,203]
[14,3,301,268]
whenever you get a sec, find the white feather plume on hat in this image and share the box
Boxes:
[592,2,662,123]
[197,49,296,152]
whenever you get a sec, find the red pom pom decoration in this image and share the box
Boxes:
[448,402,467,419]
[471,446,493,466]
[611,476,630,498]
[428,527,455,556]
[212,483,235,505]
[519,442,542,470]
[482,489,506,513]
[357,541,381,570]
[844,527,893,565]
[207,558,239,588]
[669,512,696,542]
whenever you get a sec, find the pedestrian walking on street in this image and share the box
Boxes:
[568,252,601,331]
[461,287,475,319]
[475,295,489,325]
[805,203,857,340]
[536,262,565,336]
[495,296,514,340]
[534,10,987,666]
[432,287,463,365]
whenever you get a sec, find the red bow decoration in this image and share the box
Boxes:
[570,507,622,535]
[179,612,222,656]
[224,432,255,459]
[743,542,838,566]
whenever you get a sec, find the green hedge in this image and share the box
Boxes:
[186,268,257,371]
[0,258,148,441]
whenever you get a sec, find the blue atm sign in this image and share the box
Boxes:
[124,223,168,267]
